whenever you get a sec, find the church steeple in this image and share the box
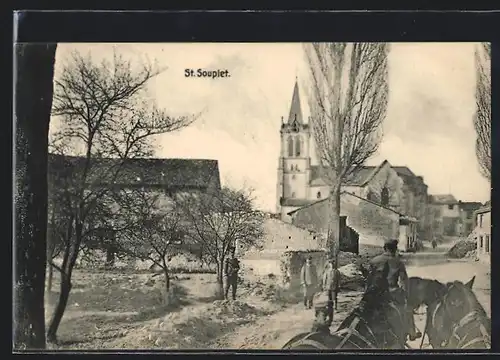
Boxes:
[287,79,303,124]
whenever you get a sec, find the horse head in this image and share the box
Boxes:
[408,277,447,309]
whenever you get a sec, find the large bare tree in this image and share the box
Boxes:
[14,43,57,350]
[113,188,187,304]
[474,42,491,182]
[177,187,265,298]
[46,50,196,343]
[303,43,389,264]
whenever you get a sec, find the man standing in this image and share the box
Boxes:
[300,256,318,309]
[322,256,341,326]
[224,247,240,300]
[369,239,422,341]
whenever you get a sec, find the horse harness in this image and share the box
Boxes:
[449,310,491,349]
[433,283,491,349]
[286,332,330,349]
[331,316,377,349]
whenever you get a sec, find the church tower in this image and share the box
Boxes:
[276,80,312,221]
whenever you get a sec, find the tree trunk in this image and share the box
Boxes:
[46,274,72,344]
[163,268,171,304]
[13,43,57,350]
[328,183,342,268]
[47,219,81,343]
[216,263,225,300]
[105,246,115,269]
[46,262,53,293]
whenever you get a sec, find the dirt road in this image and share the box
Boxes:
[211,244,491,350]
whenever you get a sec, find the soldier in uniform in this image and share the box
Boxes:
[322,256,341,326]
[224,246,240,300]
[368,238,422,342]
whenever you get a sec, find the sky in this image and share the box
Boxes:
[53,43,491,211]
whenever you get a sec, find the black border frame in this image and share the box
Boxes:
[9,8,498,357]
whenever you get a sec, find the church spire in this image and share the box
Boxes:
[287,79,303,124]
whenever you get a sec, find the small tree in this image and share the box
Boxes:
[114,188,186,303]
[474,42,491,182]
[303,43,389,265]
[177,187,265,298]
[14,43,57,350]
[46,50,196,343]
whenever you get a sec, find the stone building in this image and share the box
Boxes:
[47,154,222,256]
[392,167,430,238]
[458,201,483,236]
[427,194,461,238]
[275,80,429,240]
[288,191,418,252]
[473,203,491,264]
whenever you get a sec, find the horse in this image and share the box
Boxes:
[282,286,409,350]
[428,276,491,349]
[407,277,448,348]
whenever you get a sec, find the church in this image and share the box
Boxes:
[275,80,430,248]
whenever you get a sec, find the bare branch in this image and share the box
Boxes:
[175,187,264,274]
[474,42,491,182]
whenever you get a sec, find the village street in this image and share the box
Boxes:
[210,239,491,350]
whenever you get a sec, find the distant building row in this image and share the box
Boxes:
[275,79,487,251]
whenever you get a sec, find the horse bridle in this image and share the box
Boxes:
[431,283,491,349]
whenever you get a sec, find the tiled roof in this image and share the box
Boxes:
[428,194,458,205]
[280,198,316,207]
[48,154,221,190]
[310,160,389,187]
[392,166,416,178]
[343,166,378,186]
[458,202,483,211]
[287,190,406,217]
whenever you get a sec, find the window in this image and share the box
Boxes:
[480,236,484,249]
[479,214,484,228]
[295,136,302,157]
[287,137,294,157]
[317,191,321,199]
[485,235,490,253]
[448,204,454,210]
[292,174,296,180]
[466,210,472,219]
[381,187,389,206]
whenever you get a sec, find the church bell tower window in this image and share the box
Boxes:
[287,137,294,157]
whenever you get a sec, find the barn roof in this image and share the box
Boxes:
[48,153,221,190]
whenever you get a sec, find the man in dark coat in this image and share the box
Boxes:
[322,256,341,325]
[369,238,422,342]
[300,256,319,309]
[224,247,240,300]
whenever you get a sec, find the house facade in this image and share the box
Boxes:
[288,191,418,253]
[458,201,483,236]
[393,167,430,239]
[474,204,491,264]
[427,194,461,238]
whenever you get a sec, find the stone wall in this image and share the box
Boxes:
[241,218,326,278]
[244,218,325,257]
[291,192,400,248]
[279,249,328,291]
